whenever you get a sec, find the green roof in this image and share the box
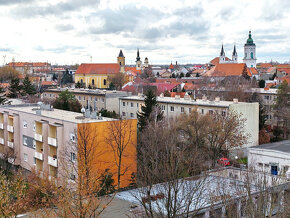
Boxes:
[245,31,255,46]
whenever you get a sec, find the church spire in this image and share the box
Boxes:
[118,49,124,58]
[232,44,237,56]
[136,48,140,61]
[220,44,225,56]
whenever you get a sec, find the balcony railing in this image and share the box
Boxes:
[34,133,43,142]
[34,151,43,160]
[48,156,58,167]
[48,137,57,147]
[7,125,14,132]
[7,141,14,148]
[0,123,3,129]
[0,138,4,145]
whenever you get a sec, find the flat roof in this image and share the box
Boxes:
[249,140,290,153]
[44,88,129,96]
[1,105,115,124]
[120,96,254,108]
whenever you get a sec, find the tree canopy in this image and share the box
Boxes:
[52,90,82,112]
[22,75,37,96]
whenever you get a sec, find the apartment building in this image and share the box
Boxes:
[120,95,259,148]
[42,88,131,113]
[0,104,137,187]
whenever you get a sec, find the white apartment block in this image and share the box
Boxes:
[119,95,259,148]
[42,88,131,113]
[0,104,114,179]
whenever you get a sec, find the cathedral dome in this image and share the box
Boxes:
[246,31,255,45]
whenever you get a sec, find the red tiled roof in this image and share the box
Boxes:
[266,67,276,73]
[41,81,57,86]
[183,83,199,90]
[169,63,174,69]
[76,63,120,75]
[210,57,231,66]
[276,64,290,68]
[124,67,141,76]
[247,67,258,76]
[278,76,290,84]
[8,62,50,67]
[204,63,248,77]
[258,63,272,68]
[170,92,186,98]
[277,68,290,74]
[0,83,9,88]
[149,82,179,94]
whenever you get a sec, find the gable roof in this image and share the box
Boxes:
[204,63,248,77]
[76,63,120,75]
[210,57,231,66]
[247,67,258,76]
[124,67,141,76]
[258,63,272,68]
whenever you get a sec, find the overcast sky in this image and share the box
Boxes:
[0,0,289,65]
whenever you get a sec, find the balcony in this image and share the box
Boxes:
[48,137,57,147]
[8,157,15,165]
[7,125,14,132]
[34,133,43,142]
[48,156,58,167]
[0,138,4,145]
[34,151,43,160]
[0,123,3,129]
[7,141,14,148]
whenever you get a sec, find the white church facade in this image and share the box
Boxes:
[219,31,257,68]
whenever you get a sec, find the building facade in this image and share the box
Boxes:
[0,104,137,187]
[119,95,259,148]
[42,88,131,113]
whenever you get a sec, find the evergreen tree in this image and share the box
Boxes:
[137,89,163,132]
[52,90,82,112]
[179,72,184,78]
[0,86,9,105]
[61,69,73,85]
[22,75,36,96]
[259,79,265,88]
[98,169,115,196]
[7,77,22,98]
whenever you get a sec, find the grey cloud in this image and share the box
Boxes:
[0,0,34,6]
[55,24,74,32]
[0,47,13,52]
[34,45,85,54]
[11,0,100,18]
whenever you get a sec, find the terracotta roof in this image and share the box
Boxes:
[183,83,199,90]
[41,81,57,86]
[170,92,186,98]
[169,63,174,69]
[210,57,231,66]
[277,68,290,74]
[8,62,50,67]
[276,64,290,68]
[76,63,120,75]
[0,83,9,88]
[258,63,272,68]
[278,76,290,84]
[247,67,258,76]
[266,67,276,73]
[204,63,248,77]
[149,82,179,94]
[124,67,141,76]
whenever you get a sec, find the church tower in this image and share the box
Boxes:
[117,49,125,72]
[136,49,142,70]
[232,45,238,63]
[243,31,256,68]
[144,57,149,68]
[219,44,226,63]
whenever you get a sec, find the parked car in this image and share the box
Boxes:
[218,157,231,166]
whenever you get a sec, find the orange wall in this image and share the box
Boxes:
[77,119,137,188]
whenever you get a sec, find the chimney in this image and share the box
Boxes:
[233,98,238,104]
[215,97,220,102]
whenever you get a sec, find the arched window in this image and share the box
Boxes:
[251,52,253,59]
[119,62,122,66]
[103,79,107,86]
[80,79,83,84]
[92,79,95,85]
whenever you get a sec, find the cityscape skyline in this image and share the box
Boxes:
[0,0,289,65]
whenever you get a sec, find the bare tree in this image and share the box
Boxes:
[134,121,208,217]
[105,119,136,190]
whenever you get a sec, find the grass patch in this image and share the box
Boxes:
[237,157,247,164]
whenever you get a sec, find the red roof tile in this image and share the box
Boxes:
[41,81,57,86]
[204,63,248,77]
[76,63,120,75]
[258,63,272,68]
[124,67,141,76]
[210,57,231,66]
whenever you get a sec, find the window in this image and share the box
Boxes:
[33,122,36,131]
[92,79,95,85]
[170,106,174,112]
[209,110,213,115]
[78,96,81,100]
[137,103,139,107]
[101,98,104,103]
[33,140,36,149]
[201,109,204,114]
[70,174,76,181]
[131,103,134,107]
[83,96,85,100]
[123,102,126,106]
[181,107,184,113]
[258,163,263,167]
[70,133,76,142]
[251,52,253,59]
[264,95,269,100]
[189,108,191,113]
[103,79,107,86]
[95,97,98,101]
[33,157,36,165]
[130,113,134,118]
[23,137,27,145]
[24,153,28,162]
[70,152,76,162]
[222,111,226,116]
[23,121,27,128]
[161,105,166,111]
[122,112,126,116]
[44,93,47,97]
[80,79,83,84]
